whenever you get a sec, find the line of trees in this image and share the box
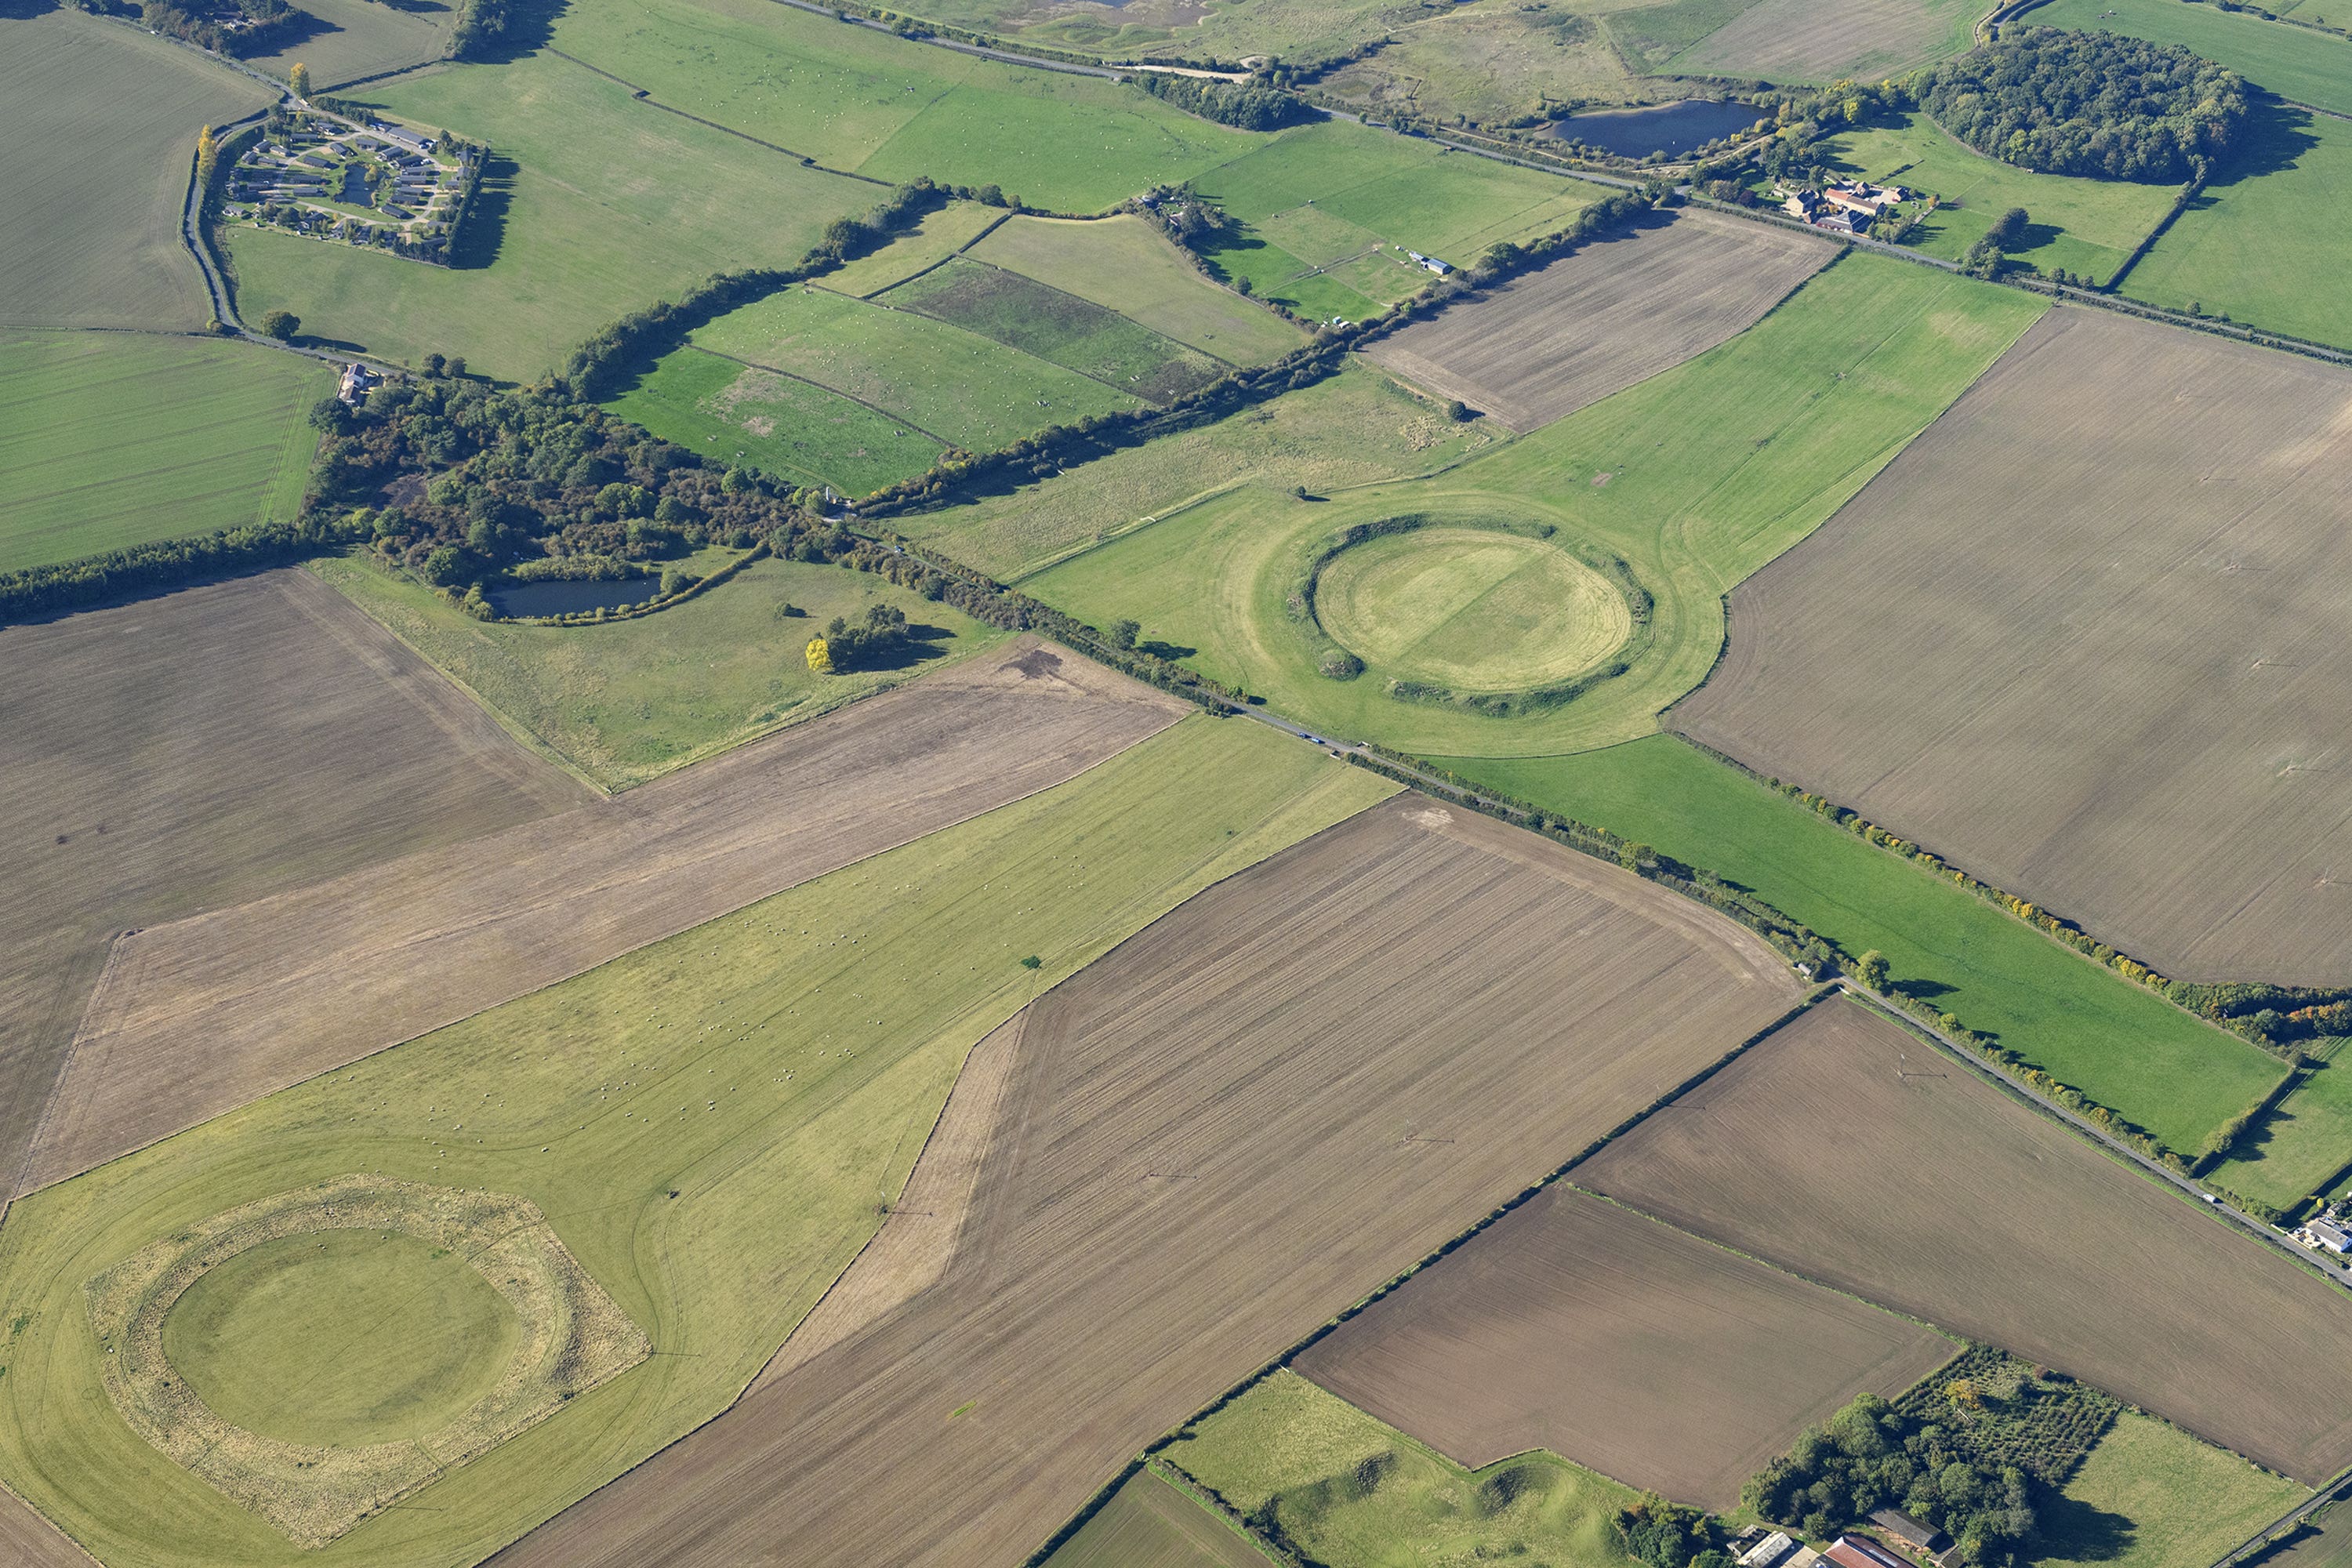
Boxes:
[1133,72,1314,131]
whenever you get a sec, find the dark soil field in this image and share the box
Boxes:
[25,641,1185,1192]
[1576,996,2352,1484]
[0,569,584,1196]
[1671,307,2352,985]
[485,795,1804,1567]
[1362,210,1833,432]
[1294,1183,1956,1508]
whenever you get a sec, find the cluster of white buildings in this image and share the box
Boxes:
[1780,180,1907,235]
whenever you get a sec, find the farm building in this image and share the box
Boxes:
[1740,1531,1798,1568]
[339,362,382,403]
[1825,1537,1916,1568]
[1870,1510,1947,1553]
[2307,1219,2350,1254]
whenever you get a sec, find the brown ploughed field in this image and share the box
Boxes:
[1361,210,1832,432]
[1577,996,2352,1484]
[25,641,1183,1192]
[0,568,584,1196]
[486,796,1804,1568]
[1671,0,1969,80]
[1294,1182,1956,1508]
[1672,307,2352,985]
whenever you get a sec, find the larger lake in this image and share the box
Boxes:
[1548,100,1762,158]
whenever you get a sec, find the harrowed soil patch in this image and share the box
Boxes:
[86,1175,648,1548]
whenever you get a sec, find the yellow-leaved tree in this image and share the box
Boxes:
[195,125,220,187]
[289,62,311,102]
[805,636,833,674]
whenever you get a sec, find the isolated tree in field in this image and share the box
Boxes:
[1109,619,1140,651]
[805,635,833,674]
[1854,949,1890,990]
[1985,207,2028,250]
[258,309,299,341]
[195,125,220,187]
[288,62,310,101]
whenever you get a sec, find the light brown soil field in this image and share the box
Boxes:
[0,1481,95,1568]
[1671,307,2352,985]
[1362,211,1833,433]
[26,641,1184,1193]
[1577,996,2352,1484]
[1044,1469,1274,1568]
[1294,1184,1956,1509]
[0,569,584,1196]
[486,796,1805,1568]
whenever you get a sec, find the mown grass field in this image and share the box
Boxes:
[2035,0,2352,115]
[2038,1414,2307,1568]
[2,13,273,331]
[225,53,877,381]
[2122,107,2352,349]
[821,201,1004,297]
[1818,112,2179,283]
[691,283,1141,450]
[1164,1371,1641,1568]
[1319,1,1652,122]
[1664,0,1982,81]
[967,215,1304,365]
[2214,1045,2352,1212]
[883,258,1221,403]
[1045,1471,1274,1568]
[544,0,1263,211]
[601,346,945,495]
[1460,736,2287,1156]
[895,362,1504,582]
[238,0,456,88]
[1026,256,2044,758]
[0,716,1381,1568]
[313,551,1003,788]
[1192,121,1597,318]
[0,332,330,574]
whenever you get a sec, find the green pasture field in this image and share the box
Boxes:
[691,283,1141,451]
[240,0,456,88]
[2037,1414,2307,1568]
[2212,1044,2352,1212]
[1191,120,1596,316]
[224,53,877,382]
[1816,114,2178,283]
[1164,1370,1640,1568]
[2268,1508,2352,1568]
[895,361,1506,582]
[1025,256,2045,758]
[0,331,330,575]
[312,551,1001,789]
[543,0,1262,211]
[1663,0,1984,81]
[1457,735,2288,1156]
[2,13,274,332]
[967,215,1305,365]
[0,716,1393,1568]
[881,258,1221,404]
[1604,0,1767,71]
[2034,0,2352,115]
[822,201,1005,297]
[1044,1469,1276,1568]
[163,1229,520,1448]
[2122,107,2352,349]
[601,345,946,496]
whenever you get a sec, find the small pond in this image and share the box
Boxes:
[338,163,372,205]
[488,576,654,619]
[1546,99,1762,158]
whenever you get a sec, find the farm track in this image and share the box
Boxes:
[1576,996,2352,1484]
[0,568,583,1197]
[487,795,1802,1567]
[24,640,1185,1194]
[1671,307,2352,985]
[1294,1182,1957,1509]
[1363,207,1832,431]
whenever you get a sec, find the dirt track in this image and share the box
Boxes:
[1577,996,2352,1485]
[486,795,1802,1568]
[1671,307,2352,985]
[1363,209,1832,432]
[0,569,584,1197]
[1295,1182,1956,1508]
[25,641,1184,1193]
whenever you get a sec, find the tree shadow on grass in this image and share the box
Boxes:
[264,9,347,57]
[2207,93,2322,190]
[464,0,566,64]
[1138,638,1196,661]
[839,626,953,672]
[2035,1492,2135,1564]
[447,153,517,271]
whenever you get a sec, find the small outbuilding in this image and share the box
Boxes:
[1824,1537,1915,1568]
[1740,1532,1798,1568]
[1871,1511,1948,1554]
